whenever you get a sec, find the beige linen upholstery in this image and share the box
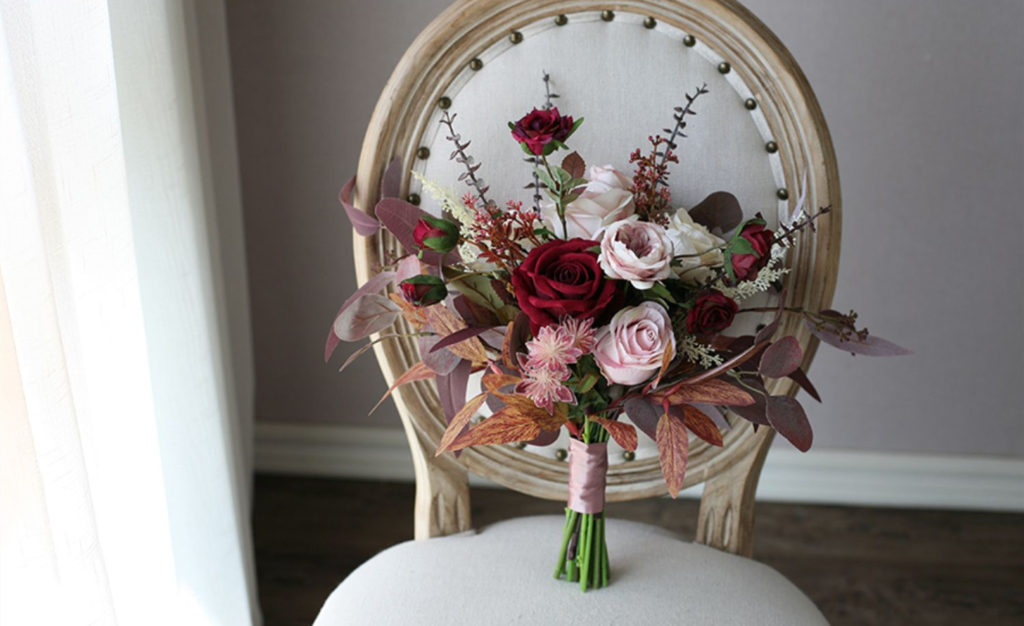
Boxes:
[315,516,827,625]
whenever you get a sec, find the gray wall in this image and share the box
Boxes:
[226,0,1024,457]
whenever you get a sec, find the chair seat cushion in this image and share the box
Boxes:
[315,515,827,625]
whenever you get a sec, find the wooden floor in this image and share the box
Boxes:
[253,475,1024,626]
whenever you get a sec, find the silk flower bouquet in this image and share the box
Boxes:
[327,82,907,591]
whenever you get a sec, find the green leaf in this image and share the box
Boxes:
[577,372,600,394]
[443,269,506,313]
[647,282,676,303]
[535,167,557,191]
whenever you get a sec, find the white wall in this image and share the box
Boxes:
[226,0,1024,460]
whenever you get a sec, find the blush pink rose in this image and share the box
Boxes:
[592,301,676,386]
[597,217,674,289]
[540,165,635,240]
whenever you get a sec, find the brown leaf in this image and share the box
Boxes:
[590,417,638,451]
[370,361,434,414]
[501,320,518,371]
[422,304,489,364]
[657,378,754,407]
[656,411,690,498]
[561,151,585,179]
[679,405,723,447]
[436,392,487,455]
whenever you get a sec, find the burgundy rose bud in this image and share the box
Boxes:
[686,291,739,335]
[509,106,579,156]
[728,218,774,282]
[399,275,447,307]
[412,215,460,253]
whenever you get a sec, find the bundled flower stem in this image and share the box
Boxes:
[554,420,611,591]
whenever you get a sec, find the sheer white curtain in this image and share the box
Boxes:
[0,1,258,625]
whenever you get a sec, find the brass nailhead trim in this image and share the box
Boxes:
[554,14,568,26]
[683,34,696,47]
[600,10,615,21]
[416,146,430,159]
[744,98,757,110]
[438,96,452,109]
[644,16,657,29]
[776,188,789,201]
[407,193,421,205]
[555,448,568,461]
[718,61,731,74]
[765,141,779,154]
[509,31,523,44]
[469,58,483,71]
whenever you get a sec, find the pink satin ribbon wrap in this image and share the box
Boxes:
[567,439,608,514]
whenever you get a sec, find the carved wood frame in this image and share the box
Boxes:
[352,0,840,556]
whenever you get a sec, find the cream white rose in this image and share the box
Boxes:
[664,208,726,285]
[593,302,676,386]
[540,165,634,240]
[598,217,674,289]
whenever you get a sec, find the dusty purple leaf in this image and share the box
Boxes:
[431,325,495,354]
[759,335,803,378]
[379,157,402,199]
[728,376,769,425]
[624,397,660,441]
[808,322,912,357]
[765,395,813,451]
[328,272,397,345]
[324,331,341,363]
[333,294,399,341]
[688,191,743,235]
[526,429,560,447]
[755,293,787,344]
[375,198,460,266]
[339,176,380,237]
[436,359,471,424]
[417,335,459,376]
[788,366,821,402]
[395,254,422,284]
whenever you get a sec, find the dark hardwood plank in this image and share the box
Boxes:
[253,475,1024,626]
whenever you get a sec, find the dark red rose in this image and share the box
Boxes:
[686,291,738,335]
[511,238,621,332]
[400,275,447,307]
[730,220,774,282]
[413,215,459,253]
[510,107,575,156]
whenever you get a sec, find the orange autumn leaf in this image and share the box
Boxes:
[656,411,690,498]
[436,392,488,455]
[589,417,638,452]
[388,292,428,330]
[447,397,567,452]
[481,371,520,393]
[370,361,434,414]
[422,304,489,364]
[657,377,753,407]
[680,405,723,447]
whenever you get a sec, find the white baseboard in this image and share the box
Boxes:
[254,422,1024,512]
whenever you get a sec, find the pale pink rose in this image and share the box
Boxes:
[540,165,635,239]
[598,217,675,289]
[583,165,633,194]
[593,302,676,386]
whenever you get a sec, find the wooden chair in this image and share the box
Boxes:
[317,1,839,622]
